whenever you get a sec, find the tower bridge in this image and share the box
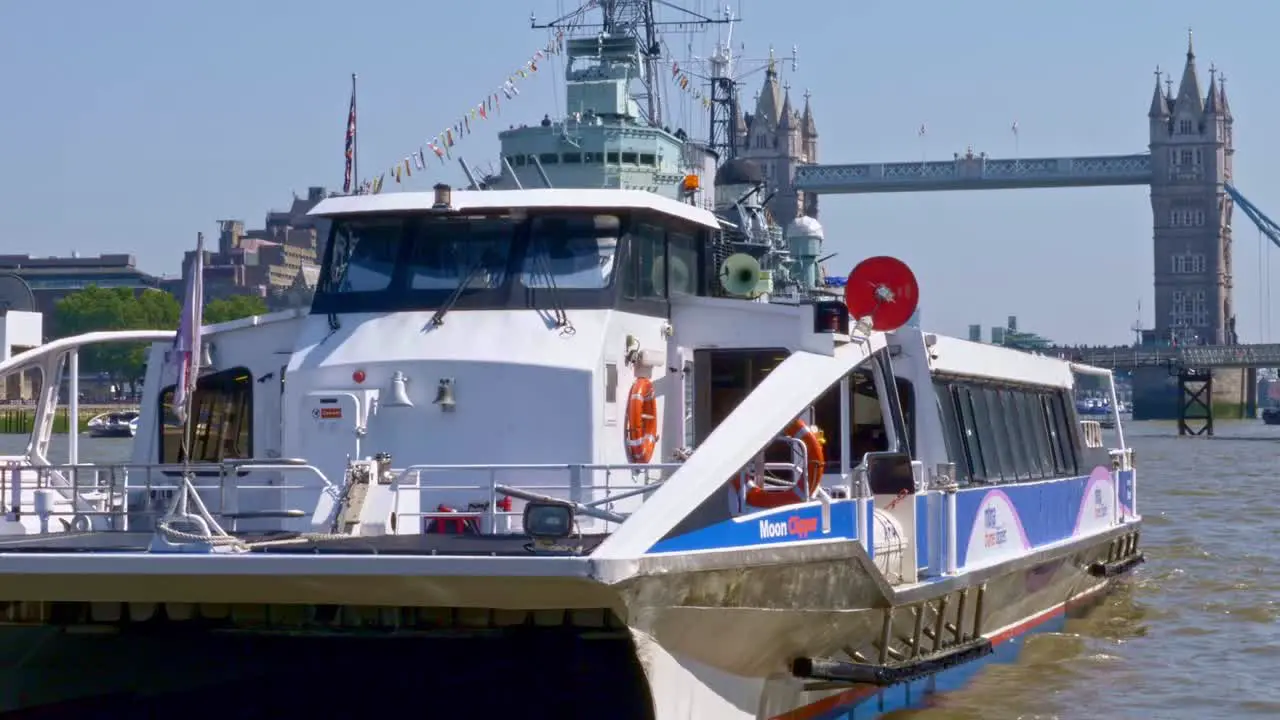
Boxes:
[789,34,1280,428]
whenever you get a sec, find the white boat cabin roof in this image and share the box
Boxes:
[308,188,720,229]
[918,331,1081,389]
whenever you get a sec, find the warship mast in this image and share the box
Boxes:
[531,0,731,128]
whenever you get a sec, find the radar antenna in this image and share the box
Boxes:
[531,0,731,127]
[679,9,797,161]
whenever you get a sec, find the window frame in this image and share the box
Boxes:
[934,376,1083,484]
[157,366,255,471]
[311,209,713,318]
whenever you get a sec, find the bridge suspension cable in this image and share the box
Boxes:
[1224,184,1280,342]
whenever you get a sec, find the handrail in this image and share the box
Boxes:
[0,330,174,379]
[0,459,335,534]
[1079,420,1103,449]
[0,330,178,469]
[394,461,681,532]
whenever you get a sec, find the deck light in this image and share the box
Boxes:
[352,369,366,384]
[433,182,453,209]
[523,500,574,542]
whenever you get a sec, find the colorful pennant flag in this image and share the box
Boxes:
[365,31,566,193]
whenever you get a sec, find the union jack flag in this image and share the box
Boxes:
[343,82,357,193]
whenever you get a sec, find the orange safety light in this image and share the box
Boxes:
[681,175,700,193]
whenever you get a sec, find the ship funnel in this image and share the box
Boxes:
[385,371,414,408]
[719,253,762,297]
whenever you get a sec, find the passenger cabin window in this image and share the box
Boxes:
[812,371,913,471]
[312,210,709,318]
[694,349,789,443]
[158,367,253,464]
[694,350,912,474]
[935,378,1078,485]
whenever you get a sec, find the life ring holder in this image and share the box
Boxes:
[735,418,825,509]
[625,377,659,463]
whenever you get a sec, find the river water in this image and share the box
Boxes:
[3,424,1275,719]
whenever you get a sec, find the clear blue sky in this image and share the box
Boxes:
[1,0,1276,345]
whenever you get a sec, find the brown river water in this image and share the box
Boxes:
[9,423,1277,719]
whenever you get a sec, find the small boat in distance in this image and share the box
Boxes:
[86,410,139,438]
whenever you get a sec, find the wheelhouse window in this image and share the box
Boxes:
[622,222,666,300]
[312,209,710,317]
[328,218,402,293]
[520,214,619,290]
[158,367,253,464]
[406,216,515,291]
[668,230,699,297]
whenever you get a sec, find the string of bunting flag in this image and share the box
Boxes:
[359,30,567,194]
[668,61,713,110]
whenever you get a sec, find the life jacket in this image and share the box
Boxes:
[424,498,511,534]
[426,504,471,534]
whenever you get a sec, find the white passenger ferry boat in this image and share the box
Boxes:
[0,184,1141,717]
[0,4,1141,717]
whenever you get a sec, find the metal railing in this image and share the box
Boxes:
[1080,421,1104,449]
[392,462,681,533]
[0,460,333,533]
[0,458,687,536]
[1053,343,1280,369]
[731,435,811,504]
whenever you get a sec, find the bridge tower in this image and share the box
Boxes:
[1148,31,1236,346]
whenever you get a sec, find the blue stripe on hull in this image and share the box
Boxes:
[787,586,1108,720]
[808,615,1067,720]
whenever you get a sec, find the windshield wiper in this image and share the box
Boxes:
[429,256,490,328]
[529,240,573,334]
[323,239,355,337]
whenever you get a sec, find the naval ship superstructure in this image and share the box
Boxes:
[487,1,831,304]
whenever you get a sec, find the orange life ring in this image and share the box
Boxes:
[736,418,825,509]
[625,377,659,463]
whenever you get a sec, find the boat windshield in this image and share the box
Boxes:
[311,210,635,315]
[520,214,619,290]
[406,217,514,291]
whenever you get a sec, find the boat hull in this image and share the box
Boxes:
[0,522,1141,718]
[627,522,1139,719]
[86,427,135,439]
